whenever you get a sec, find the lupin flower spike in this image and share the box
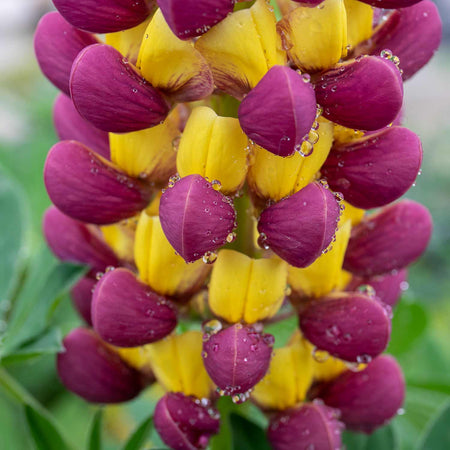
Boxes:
[35,0,441,445]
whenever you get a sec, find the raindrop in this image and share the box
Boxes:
[312,347,330,363]
[226,232,236,243]
[356,354,372,364]
[357,284,376,297]
[211,179,222,191]
[168,173,180,188]
[203,319,222,335]
[202,251,217,264]
[257,232,270,250]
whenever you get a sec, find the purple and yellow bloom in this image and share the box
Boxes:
[35,0,442,447]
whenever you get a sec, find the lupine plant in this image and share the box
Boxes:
[34,0,442,448]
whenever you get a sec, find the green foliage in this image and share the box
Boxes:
[343,426,398,450]
[88,410,104,450]
[416,399,450,450]
[122,415,154,450]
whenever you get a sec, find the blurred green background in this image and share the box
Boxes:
[0,1,450,449]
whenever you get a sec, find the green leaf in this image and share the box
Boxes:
[343,425,397,450]
[1,327,63,365]
[24,404,71,450]
[0,172,28,304]
[229,413,271,450]
[1,250,87,357]
[416,399,450,450]
[123,415,154,450]
[387,301,428,355]
[87,410,103,450]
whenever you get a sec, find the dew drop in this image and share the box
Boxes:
[168,173,180,188]
[357,284,376,297]
[226,232,236,243]
[203,319,222,335]
[211,179,222,191]
[257,232,270,250]
[312,347,330,363]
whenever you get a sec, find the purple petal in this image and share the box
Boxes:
[53,93,110,160]
[44,141,152,224]
[367,1,442,81]
[314,56,403,131]
[268,401,343,450]
[57,328,143,403]
[159,174,236,263]
[358,0,422,9]
[92,268,177,347]
[299,293,391,362]
[154,392,220,450]
[53,0,154,33]
[321,126,422,209]
[346,268,408,308]
[70,276,96,325]
[319,355,405,433]
[43,206,120,273]
[70,44,170,133]
[344,200,432,277]
[291,0,325,5]
[34,12,98,95]
[238,66,317,157]
[202,324,273,396]
[257,182,340,268]
[157,0,234,40]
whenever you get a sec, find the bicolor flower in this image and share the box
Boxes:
[37,0,441,446]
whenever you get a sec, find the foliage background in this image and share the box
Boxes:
[0,1,449,448]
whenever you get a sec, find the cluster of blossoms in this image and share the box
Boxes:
[35,0,442,448]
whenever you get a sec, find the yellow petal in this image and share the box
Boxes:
[137,9,213,102]
[208,249,288,323]
[110,107,182,185]
[105,18,151,64]
[341,200,365,226]
[252,332,314,410]
[247,118,333,202]
[344,0,373,49]
[288,219,351,298]
[306,336,347,381]
[101,220,136,262]
[144,191,162,216]
[195,0,286,98]
[277,0,348,72]
[146,331,213,398]
[115,345,153,376]
[333,123,365,145]
[134,212,210,298]
[176,107,249,194]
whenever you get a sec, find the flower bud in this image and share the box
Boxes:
[154,392,220,450]
[157,0,234,40]
[238,65,317,157]
[257,182,340,268]
[44,141,152,224]
[359,0,421,9]
[57,328,143,403]
[321,126,422,209]
[91,268,177,347]
[346,268,408,307]
[70,276,96,325]
[366,1,442,81]
[70,44,170,133]
[267,401,343,450]
[319,355,405,433]
[53,93,110,160]
[314,56,403,131]
[52,0,154,33]
[344,200,432,277]
[34,12,98,95]
[43,206,119,274]
[202,324,273,398]
[299,293,391,363]
[159,174,236,263]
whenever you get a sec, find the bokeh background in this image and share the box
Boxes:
[0,1,449,448]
